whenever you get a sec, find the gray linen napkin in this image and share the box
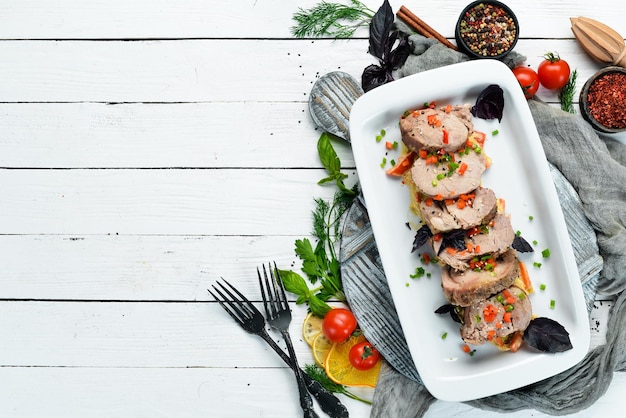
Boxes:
[344,33,626,417]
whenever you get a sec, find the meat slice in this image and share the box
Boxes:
[444,187,497,230]
[400,105,473,153]
[461,286,532,346]
[418,187,497,234]
[410,149,487,199]
[441,249,520,307]
[418,199,462,234]
[435,212,515,270]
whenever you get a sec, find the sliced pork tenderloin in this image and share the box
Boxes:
[445,187,497,230]
[435,212,515,270]
[418,187,497,234]
[410,149,487,200]
[441,249,520,307]
[461,285,532,346]
[400,105,473,153]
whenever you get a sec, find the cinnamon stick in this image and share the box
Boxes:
[397,6,457,51]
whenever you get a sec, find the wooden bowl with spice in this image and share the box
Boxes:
[455,1,519,60]
[579,66,626,133]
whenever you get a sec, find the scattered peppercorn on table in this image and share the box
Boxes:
[0,1,624,417]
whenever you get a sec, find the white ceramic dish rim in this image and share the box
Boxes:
[349,59,590,402]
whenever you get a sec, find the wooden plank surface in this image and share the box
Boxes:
[0,39,604,103]
[0,0,624,416]
[0,0,623,40]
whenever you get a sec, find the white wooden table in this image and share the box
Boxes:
[0,1,624,416]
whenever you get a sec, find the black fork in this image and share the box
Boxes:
[259,263,317,417]
[209,279,349,418]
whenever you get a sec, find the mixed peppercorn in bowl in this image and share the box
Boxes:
[455,1,519,60]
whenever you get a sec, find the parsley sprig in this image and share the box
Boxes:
[278,133,357,317]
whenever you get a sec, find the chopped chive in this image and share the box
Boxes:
[492,129,499,135]
[516,230,522,236]
[390,159,396,166]
[380,157,387,168]
[532,240,538,245]
[442,332,448,340]
[410,267,426,279]
[542,248,551,258]
[528,215,534,221]
[550,299,556,309]
[533,262,542,268]
[376,135,382,142]
[540,283,547,291]
[432,180,438,186]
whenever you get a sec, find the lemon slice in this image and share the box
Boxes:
[324,334,381,388]
[312,333,333,367]
[302,312,324,347]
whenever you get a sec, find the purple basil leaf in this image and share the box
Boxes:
[471,84,504,122]
[411,224,433,253]
[524,317,573,353]
[512,235,534,253]
[387,32,410,70]
[368,0,393,60]
[435,303,462,324]
[438,229,466,255]
[362,64,392,92]
[382,30,398,62]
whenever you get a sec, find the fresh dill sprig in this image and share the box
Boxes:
[304,363,373,405]
[290,0,375,38]
[559,69,578,114]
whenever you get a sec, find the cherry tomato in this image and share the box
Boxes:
[322,308,357,343]
[348,341,380,371]
[512,66,539,99]
[537,52,570,90]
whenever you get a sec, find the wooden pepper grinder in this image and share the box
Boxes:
[571,17,626,68]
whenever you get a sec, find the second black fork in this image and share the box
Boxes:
[259,262,319,418]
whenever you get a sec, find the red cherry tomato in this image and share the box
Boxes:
[512,66,540,99]
[348,341,380,371]
[537,52,570,90]
[322,308,357,343]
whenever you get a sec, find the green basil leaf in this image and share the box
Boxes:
[317,132,341,175]
[278,269,311,298]
[317,176,335,185]
[308,295,332,317]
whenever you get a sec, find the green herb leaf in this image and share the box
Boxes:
[295,238,317,262]
[290,0,375,39]
[318,132,341,176]
[559,69,578,114]
[308,295,332,317]
[304,363,373,404]
[317,133,355,196]
[278,269,312,299]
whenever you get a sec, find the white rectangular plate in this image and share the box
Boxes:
[349,60,590,402]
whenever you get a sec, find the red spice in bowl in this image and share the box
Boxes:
[580,67,626,133]
[455,1,519,59]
